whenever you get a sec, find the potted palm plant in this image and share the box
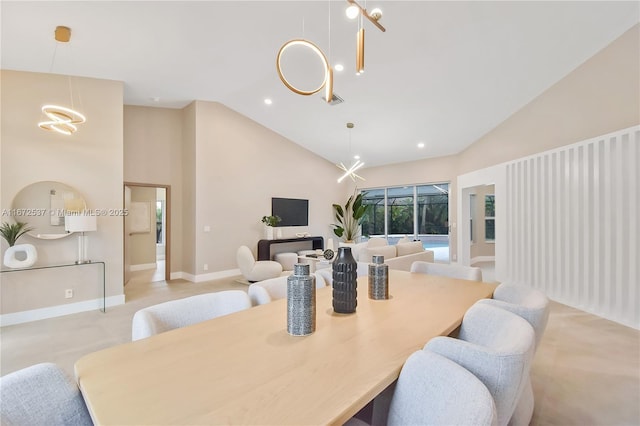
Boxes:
[0,221,34,247]
[331,191,369,243]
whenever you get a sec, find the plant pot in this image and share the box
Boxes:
[265,225,274,240]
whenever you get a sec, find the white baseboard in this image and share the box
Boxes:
[470,256,495,265]
[130,263,157,271]
[169,269,241,283]
[0,295,126,327]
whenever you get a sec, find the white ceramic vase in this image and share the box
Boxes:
[265,225,274,240]
[3,243,38,268]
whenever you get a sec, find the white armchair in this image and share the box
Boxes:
[236,245,283,283]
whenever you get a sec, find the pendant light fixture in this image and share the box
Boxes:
[337,122,365,183]
[38,26,86,135]
[345,0,385,75]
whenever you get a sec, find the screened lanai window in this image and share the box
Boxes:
[387,186,414,235]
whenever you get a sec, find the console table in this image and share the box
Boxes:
[0,261,106,312]
[257,236,324,261]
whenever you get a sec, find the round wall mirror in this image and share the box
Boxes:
[11,181,87,239]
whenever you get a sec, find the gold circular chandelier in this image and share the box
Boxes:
[38,105,87,136]
[276,39,333,102]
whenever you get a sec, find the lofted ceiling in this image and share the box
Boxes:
[1,1,638,168]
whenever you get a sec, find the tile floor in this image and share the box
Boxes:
[1,266,638,425]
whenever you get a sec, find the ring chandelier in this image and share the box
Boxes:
[38,26,86,135]
[276,1,385,102]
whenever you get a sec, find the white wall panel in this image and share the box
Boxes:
[505,126,639,329]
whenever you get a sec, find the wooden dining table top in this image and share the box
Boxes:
[74,269,496,425]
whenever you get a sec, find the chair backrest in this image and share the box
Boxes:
[0,362,93,425]
[236,245,256,275]
[478,282,550,350]
[132,290,251,340]
[315,263,369,288]
[410,261,483,281]
[387,350,497,426]
[425,303,535,426]
[248,274,327,306]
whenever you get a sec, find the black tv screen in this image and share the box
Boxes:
[272,197,308,227]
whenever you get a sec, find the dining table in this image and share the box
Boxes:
[74,269,496,425]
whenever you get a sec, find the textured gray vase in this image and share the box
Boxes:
[287,263,316,336]
[332,246,358,313]
[368,255,389,300]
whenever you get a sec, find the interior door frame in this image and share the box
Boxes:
[124,182,171,282]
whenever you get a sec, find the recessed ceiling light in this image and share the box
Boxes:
[417,142,425,149]
[334,64,344,72]
[354,155,360,160]
[264,98,273,105]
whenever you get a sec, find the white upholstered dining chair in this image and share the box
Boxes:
[345,350,497,426]
[477,282,551,426]
[131,290,251,341]
[410,260,483,281]
[248,273,327,306]
[0,362,93,425]
[424,302,535,426]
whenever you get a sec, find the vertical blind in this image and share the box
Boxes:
[505,126,639,329]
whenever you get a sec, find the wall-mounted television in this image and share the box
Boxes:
[272,197,309,227]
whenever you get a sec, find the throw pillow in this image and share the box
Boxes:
[396,241,424,256]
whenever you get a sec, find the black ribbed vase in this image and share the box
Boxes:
[332,246,358,314]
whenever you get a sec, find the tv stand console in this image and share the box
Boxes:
[257,236,324,261]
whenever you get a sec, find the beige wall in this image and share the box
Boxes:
[123,105,183,275]
[129,186,157,265]
[363,24,639,262]
[191,101,340,276]
[1,70,124,316]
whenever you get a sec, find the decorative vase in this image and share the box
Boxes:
[3,244,37,269]
[368,255,389,300]
[287,263,316,336]
[265,225,274,240]
[332,246,358,313]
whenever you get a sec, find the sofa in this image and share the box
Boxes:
[340,237,434,272]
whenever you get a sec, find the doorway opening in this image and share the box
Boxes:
[123,182,171,284]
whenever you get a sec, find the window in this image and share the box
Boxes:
[361,183,449,241]
[156,200,165,245]
[485,195,495,241]
[387,186,414,235]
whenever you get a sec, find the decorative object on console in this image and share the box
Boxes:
[64,214,97,264]
[331,189,369,243]
[368,255,389,300]
[261,215,281,241]
[332,246,358,314]
[323,249,335,260]
[38,26,86,135]
[287,263,316,336]
[1,222,37,268]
